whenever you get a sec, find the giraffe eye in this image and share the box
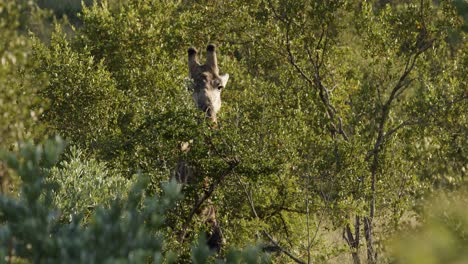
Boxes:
[217,85,223,90]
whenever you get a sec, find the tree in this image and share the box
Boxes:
[0,0,50,194]
[249,1,466,263]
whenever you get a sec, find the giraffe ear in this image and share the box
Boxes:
[220,74,229,87]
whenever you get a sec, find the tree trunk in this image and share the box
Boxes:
[364,217,376,264]
[344,217,361,264]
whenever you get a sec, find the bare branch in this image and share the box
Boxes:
[384,119,416,139]
[385,54,418,109]
[179,159,239,242]
[306,173,311,264]
[308,210,324,253]
[384,94,468,140]
[236,175,306,264]
[278,212,295,248]
[285,24,315,88]
[262,231,306,264]
[266,0,288,24]
[338,117,349,141]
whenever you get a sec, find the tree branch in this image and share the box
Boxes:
[179,159,239,242]
[236,175,306,264]
[384,94,467,140]
[262,230,306,264]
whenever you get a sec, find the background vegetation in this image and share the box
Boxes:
[0,0,466,263]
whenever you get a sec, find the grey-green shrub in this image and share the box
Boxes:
[0,137,177,263]
[49,146,132,222]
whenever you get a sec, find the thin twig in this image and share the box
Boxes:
[306,173,311,264]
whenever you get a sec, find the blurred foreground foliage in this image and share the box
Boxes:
[0,138,268,263]
[390,188,468,264]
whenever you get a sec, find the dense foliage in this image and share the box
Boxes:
[0,0,466,263]
[0,137,268,263]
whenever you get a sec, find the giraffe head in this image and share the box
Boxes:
[188,44,229,123]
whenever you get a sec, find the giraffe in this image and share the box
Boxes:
[175,44,230,185]
[174,44,229,252]
[187,44,229,124]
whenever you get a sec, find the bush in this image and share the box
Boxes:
[0,137,269,263]
[49,146,132,222]
[0,137,178,262]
